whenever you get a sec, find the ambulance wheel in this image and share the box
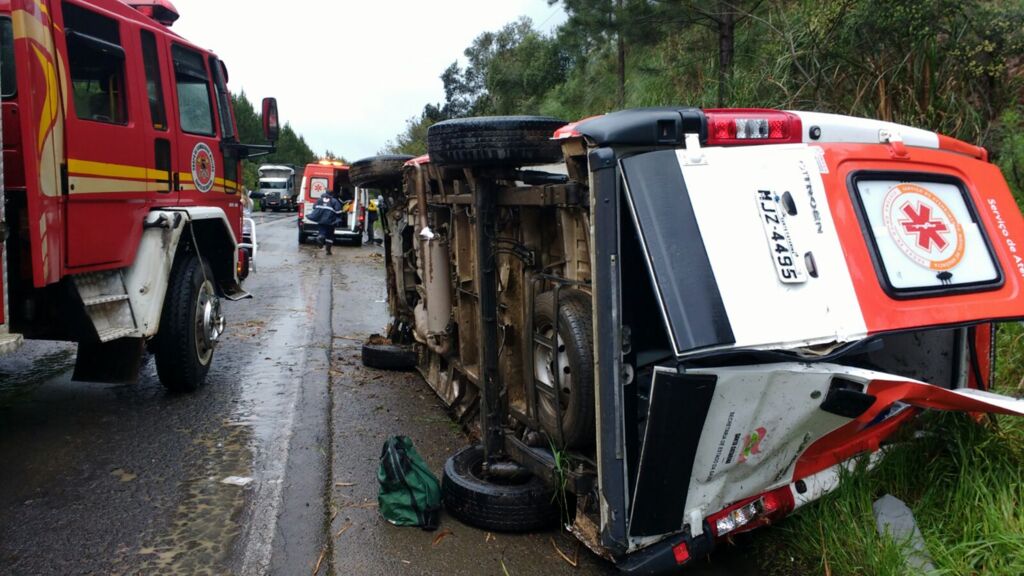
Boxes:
[155,253,221,392]
[442,445,558,533]
[298,229,308,244]
[427,116,567,167]
[533,289,595,449]
[350,154,415,188]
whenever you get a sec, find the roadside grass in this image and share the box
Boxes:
[758,323,1024,576]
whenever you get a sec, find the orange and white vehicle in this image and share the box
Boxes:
[0,0,277,390]
[297,160,364,245]
[377,109,1024,572]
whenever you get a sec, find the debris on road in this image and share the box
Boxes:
[431,529,453,547]
[873,494,936,573]
[333,522,354,540]
[220,476,254,487]
[551,537,579,568]
[312,546,327,576]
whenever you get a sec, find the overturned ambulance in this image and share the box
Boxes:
[369,109,1024,573]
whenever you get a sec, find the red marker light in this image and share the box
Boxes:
[672,541,690,565]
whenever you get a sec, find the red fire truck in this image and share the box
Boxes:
[0,0,278,390]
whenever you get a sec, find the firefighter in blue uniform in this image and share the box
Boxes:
[308,184,343,254]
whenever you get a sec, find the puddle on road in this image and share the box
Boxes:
[121,238,321,575]
[129,425,253,576]
[0,346,76,408]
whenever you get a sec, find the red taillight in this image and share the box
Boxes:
[236,250,249,279]
[672,541,690,565]
[298,202,305,219]
[705,109,802,146]
[707,486,795,538]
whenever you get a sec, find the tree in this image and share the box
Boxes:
[231,91,317,190]
[439,18,567,116]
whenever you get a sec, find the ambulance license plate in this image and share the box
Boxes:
[756,190,807,284]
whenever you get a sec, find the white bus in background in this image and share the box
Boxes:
[258,164,298,212]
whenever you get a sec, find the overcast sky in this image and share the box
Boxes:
[170,0,566,161]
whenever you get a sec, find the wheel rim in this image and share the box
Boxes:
[194,280,223,365]
[534,324,573,433]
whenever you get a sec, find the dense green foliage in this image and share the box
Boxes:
[387,0,1024,192]
[232,91,318,190]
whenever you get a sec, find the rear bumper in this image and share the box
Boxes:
[300,219,362,237]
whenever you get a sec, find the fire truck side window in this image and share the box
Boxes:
[171,45,214,136]
[63,2,127,125]
[140,30,167,130]
[0,18,15,99]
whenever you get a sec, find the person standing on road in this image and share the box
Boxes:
[366,194,380,244]
[307,187,343,254]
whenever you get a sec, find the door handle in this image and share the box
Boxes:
[154,138,173,193]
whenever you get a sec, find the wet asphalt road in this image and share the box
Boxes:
[0,211,762,575]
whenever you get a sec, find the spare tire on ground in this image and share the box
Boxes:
[362,335,417,370]
[442,444,559,533]
[350,154,414,188]
[427,116,567,168]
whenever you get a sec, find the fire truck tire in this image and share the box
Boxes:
[533,289,595,449]
[361,341,417,370]
[350,155,415,188]
[442,445,558,533]
[155,253,217,392]
[427,116,567,167]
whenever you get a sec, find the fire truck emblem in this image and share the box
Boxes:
[191,143,216,193]
[882,183,965,271]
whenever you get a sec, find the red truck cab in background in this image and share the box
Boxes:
[0,0,278,390]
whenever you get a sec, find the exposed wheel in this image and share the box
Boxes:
[533,289,595,449]
[155,252,221,392]
[427,116,567,167]
[350,154,414,188]
[362,339,416,370]
[298,229,308,244]
[442,445,558,533]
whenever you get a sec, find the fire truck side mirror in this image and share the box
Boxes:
[262,97,280,143]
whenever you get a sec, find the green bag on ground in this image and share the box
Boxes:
[378,436,441,530]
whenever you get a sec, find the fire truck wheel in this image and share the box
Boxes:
[350,155,415,188]
[427,116,567,167]
[155,253,220,392]
[361,341,417,370]
[533,289,595,449]
[442,445,558,533]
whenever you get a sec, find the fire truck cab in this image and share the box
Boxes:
[0,0,278,390]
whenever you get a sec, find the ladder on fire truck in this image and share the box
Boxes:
[72,272,139,342]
